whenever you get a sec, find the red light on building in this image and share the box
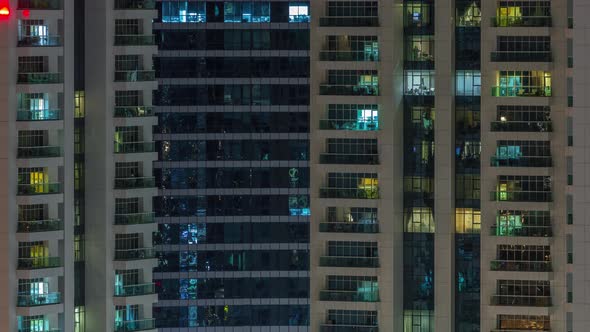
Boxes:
[0,6,9,16]
[23,9,30,17]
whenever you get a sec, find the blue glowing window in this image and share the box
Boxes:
[162,1,206,23]
[289,3,310,22]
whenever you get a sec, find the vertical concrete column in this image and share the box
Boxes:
[434,0,456,330]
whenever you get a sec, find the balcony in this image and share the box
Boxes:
[320,154,379,165]
[114,177,156,189]
[114,106,154,118]
[17,183,62,195]
[114,35,156,46]
[490,191,552,202]
[490,260,552,272]
[319,188,379,199]
[18,36,62,47]
[114,319,156,332]
[18,0,62,9]
[490,330,550,332]
[319,222,379,233]
[17,109,63,121]
[17,257,61,269]
[319,256,379,268]
[319,119,378,131]
[492,86,551,97]
[319,84,379,96]
[490,121,552,132]
[114,283,156,296]
[319,290,379,302]
[19,329,62,332]
[114,142,156,154]
[114,248,156,261]
[319,17,379,27]
[17,146,61,158]
[490,224,552,237]
[491,52,552,62]
[114,212,155,225]
[114,70,156,82]
[319,51,379,62]
[490,295,551,307]
[491,16,552,27]
[114,0,156,9]
[320,325,378,332]
[490,156,552,167]
[17,219,63,233]
[18,73,63,84]
[17,292,61,307]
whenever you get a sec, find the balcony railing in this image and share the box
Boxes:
[491,51,552,62]
[114,106,154,118]
[17,256,62,269]
[17,183,62,195]
[18,36,62,47]
[319,290,379,302]
[320,154,379,165]
[114,212,155,225]
[490,156,552,167]
[17,219,63,233]
[319,84,379,96]
[319,222,379,233]
[17,292,61,306]
[491,16,552,27]
[319,16,379,27]
[114,248,156,261]
[18,0,62,9]
[114,70,156,82]
[18,72,63,84]
[19,328,62,332]
[17,109,63,121]
[490,121,552,132]
[17,146,61,158]
[320,325,379,332]
[319,51,379,62]
[319,256,379,268]
[114,177,156,189]
[490,191,552,202]
[490,295,551,307]
[490,330,550,332]
[114,0,156,9]
[114,142,156,154]
[319,119,379,131]
[114,283,156,297]
[114,35,156,46]
[490,260,552,272]
[319,187,379,199]
[490,224,552,237]
[492,86,551,97]
[114,319,156,332]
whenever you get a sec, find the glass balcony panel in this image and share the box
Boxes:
[18,36,62,47]
[490,191,552,202]
[319,119,379,131]
[320,325,379,332]
[114,0,156,9]
[114,35,156,46]
[492,86,551,97]
[18,0,62,9]
[17,109,63,121]
[319,256,379,268]
[319,188,379,199]
[17,257,62,269]
[114,212,155,225]
[17,146,61,158]
[114,283,155,296]
[319,17,379,27]
[491,52,552,62]
[114,248,156,260]
[490,295,551,307]
[17,292,61,306]
[114,106,154,118]
[114,70,156,82]
[491,16,552,27]
[319,84,379,96]
[17,73,63,84]
[490,156,552,167]
[319,222,379,233]
[17,183,62,195]
[490,121,552,132]
[320,154,379,165]
[490,260,552,272]
[114,142,156,154]
[17,219,63,232]
[114,177,156,189]
[319,290,379,302]
[490,224,552,237]
[114,319,156,332]
[319,51,379,62]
